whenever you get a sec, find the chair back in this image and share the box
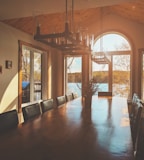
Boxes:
[132,93,139,103]
[130,93,141,127]
[98,91,112,96]
[22,103,41,121]
[66,94,73,102]
[72,93,78,99]
[40,99,54,113]
[0,109,18,132]
[56,96,66,107]
[134,113,144,159]
[131,93,140,116]
[131,102,143,150]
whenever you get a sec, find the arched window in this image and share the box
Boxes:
[92,32,132,98]
[93,33,131,52]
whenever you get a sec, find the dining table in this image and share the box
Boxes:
[0,96,134,160]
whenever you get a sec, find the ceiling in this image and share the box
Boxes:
[0,0,136,19]
[0,0,144,36]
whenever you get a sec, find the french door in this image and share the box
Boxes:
[92,53,130,98]
[22,47,42,103]
[112,54,130,97]
[65,56,82,96]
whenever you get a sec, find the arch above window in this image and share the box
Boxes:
[92,32,131,52]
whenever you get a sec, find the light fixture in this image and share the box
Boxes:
[91,52,110,64]
[34,0,94,54]
[91,8,110,64]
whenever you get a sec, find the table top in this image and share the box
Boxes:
[0,96,134,160]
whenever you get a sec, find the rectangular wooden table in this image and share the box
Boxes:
[0,96,134,160]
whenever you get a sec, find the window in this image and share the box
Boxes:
[112,54,130,97]
[65,56,82,96]
[92,33,131,98]
[22,46,42,103]
[18,41,47,111]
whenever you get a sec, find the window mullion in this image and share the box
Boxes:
[30,51,34,102]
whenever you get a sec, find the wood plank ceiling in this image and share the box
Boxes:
[1,0,144,36]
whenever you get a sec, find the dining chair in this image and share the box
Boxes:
[131,102,143,151]
[130,93,141,128]
[56,95,66,107]
[98,91,112,96]
[72,93,78,99]
[66,94,73,102]
[131,93,139,107]
[134,117,144,159]
[22,103,41,121]
[40,99,54,113]
[0,109,19,132]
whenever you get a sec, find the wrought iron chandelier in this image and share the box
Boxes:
[91,8,110,64]
[34,0,94,54]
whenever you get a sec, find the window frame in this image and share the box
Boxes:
[64,55,82,96]
[18,40,47,112]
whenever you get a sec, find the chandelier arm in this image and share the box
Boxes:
[34,32,65,39]
[36,39,59,47]
[66,0,68,22]
[72,0,74,32]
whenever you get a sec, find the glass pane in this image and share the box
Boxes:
[93,33,131,52]
[66,57,82,96]
[22,47,42,103]
[34,52,41,101]
[22,48,30,103]
[112,55,130,97]
[92,62,109,92]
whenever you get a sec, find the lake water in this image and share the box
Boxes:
[67,83,129,98]
[67,83,108,96]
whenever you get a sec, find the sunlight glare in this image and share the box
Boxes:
[92,33,131,52]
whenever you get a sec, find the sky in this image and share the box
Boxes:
[92,33,131,52]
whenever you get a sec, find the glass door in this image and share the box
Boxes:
[112,55,130,97]
[65,56,82,96]
[92,62,110,92]
[92,54,130,97]
[22,46,42,103]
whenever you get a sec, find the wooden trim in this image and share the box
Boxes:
[18,40,48,52]
[18,40,22,113]
[18,40,48,113]
[138,48,144,98]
